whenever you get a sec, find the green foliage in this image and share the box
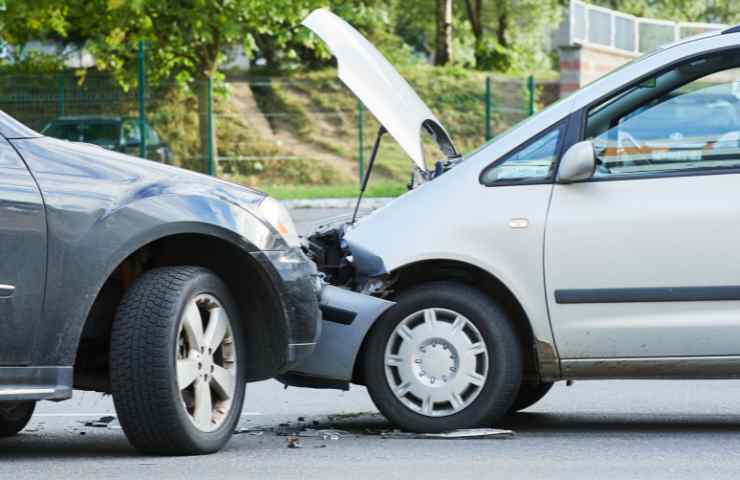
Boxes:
[0,51,64,74]
[470,0,562,73]
[474,39,511,71]
[0,1,70,45]
[2,0,321,88]
[291,1,423,68]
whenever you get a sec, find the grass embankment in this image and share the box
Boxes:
[147,67,555,198]
[261,180,407,200]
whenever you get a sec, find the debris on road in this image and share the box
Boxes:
[80,415,117,428]
[297,429,351,440]
[234,416,512,442]
[235,424,351,440]
[381,428,514,440]
[287,435,303,449]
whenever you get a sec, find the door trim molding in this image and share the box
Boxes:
[0,284,14,298]
[561,356,740,379]
[554,286,740,304]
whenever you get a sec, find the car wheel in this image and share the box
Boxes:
[509,382,553,413]
[363,282,522,432]
[110,266,245,455]
[0,401,35,437]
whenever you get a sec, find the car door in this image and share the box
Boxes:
[144,122,168,163]
[121,119,142,157]
[546,51,740,363]
[0,137,46,365]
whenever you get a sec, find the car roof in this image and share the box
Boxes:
[50,115,126,123]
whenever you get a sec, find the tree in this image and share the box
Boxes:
[462,0,561,72]
[435,0,453,65]
[462,0,483,55]
[97,0,321,170]
[1,0,318,170]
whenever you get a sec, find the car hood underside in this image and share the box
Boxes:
[302,8,458,171]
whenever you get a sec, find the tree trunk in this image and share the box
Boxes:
[434,0,453,65]
[197,78,217,174]
[464,0,483,63]
[496,10,509,48]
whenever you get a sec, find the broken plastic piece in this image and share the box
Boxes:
[297,428,350,440]
[287,435,303,449]
[82,415,116,428]
[381,428,513,439]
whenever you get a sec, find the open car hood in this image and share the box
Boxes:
[303,9,457,171]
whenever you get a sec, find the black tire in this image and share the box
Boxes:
[0,401,35,437]
[110,266,246,455]
[363,282,522,433]
[509,382,553,413]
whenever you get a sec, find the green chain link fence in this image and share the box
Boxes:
[0,43,560,192]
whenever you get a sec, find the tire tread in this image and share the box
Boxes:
[110,266,241,455]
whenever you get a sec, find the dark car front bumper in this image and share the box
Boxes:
[252,248,322,369]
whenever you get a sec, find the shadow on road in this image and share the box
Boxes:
[501,411,740,434]
[5,409,740,458]
[0,434,136,458]
[243,410,740,437]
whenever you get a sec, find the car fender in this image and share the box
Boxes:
[11,137,282,365]
[345,163,556,355]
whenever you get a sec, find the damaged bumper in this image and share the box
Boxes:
[253,248,323,368]
[279,285,395,389]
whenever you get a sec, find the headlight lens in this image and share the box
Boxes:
[257,196,301,247]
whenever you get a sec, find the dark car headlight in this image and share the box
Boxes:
[256,197,300,248]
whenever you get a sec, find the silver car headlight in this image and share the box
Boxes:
[257,196,301,248]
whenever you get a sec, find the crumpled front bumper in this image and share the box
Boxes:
[279,285,395,388]
[252,248,323,369]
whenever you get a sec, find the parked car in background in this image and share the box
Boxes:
[284,10,740,434]
[42,115,172,163]
[0,111,321,455]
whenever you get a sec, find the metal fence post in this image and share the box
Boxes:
[137,40,147,159]
[527,75,536,116]
[58,74,65,117]
[207,76,214,176]
[484,76,492,141]
[357,99,364,184]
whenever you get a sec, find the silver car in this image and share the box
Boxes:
[283,9,740,432]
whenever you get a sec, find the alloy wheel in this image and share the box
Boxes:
[176,294,238,432]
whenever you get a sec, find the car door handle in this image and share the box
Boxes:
[0,284,15,298]
[509,218,529,229]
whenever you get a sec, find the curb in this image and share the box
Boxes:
[282,197,395,209]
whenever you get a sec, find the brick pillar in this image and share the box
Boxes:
[559,44,639,97]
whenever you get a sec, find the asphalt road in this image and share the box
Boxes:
[4,207,740,479]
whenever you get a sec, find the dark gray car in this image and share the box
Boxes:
[0,111,320,455]
[41,115,172,163]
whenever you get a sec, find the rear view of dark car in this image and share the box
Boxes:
[42,115,172,163]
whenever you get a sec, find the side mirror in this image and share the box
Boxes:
[557,140,596,183]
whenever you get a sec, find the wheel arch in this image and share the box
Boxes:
[74,228,290,392]
[352,258,555,385]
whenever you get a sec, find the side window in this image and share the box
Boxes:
[480,126,563,185]
[585,54,740,178]
[122,120,141,145]
[145,123,160,145]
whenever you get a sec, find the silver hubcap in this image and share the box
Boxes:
[176,294,237,432]
[384,308,489,417]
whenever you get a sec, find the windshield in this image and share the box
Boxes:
[43,121,120,147]
[465,33,722,161]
